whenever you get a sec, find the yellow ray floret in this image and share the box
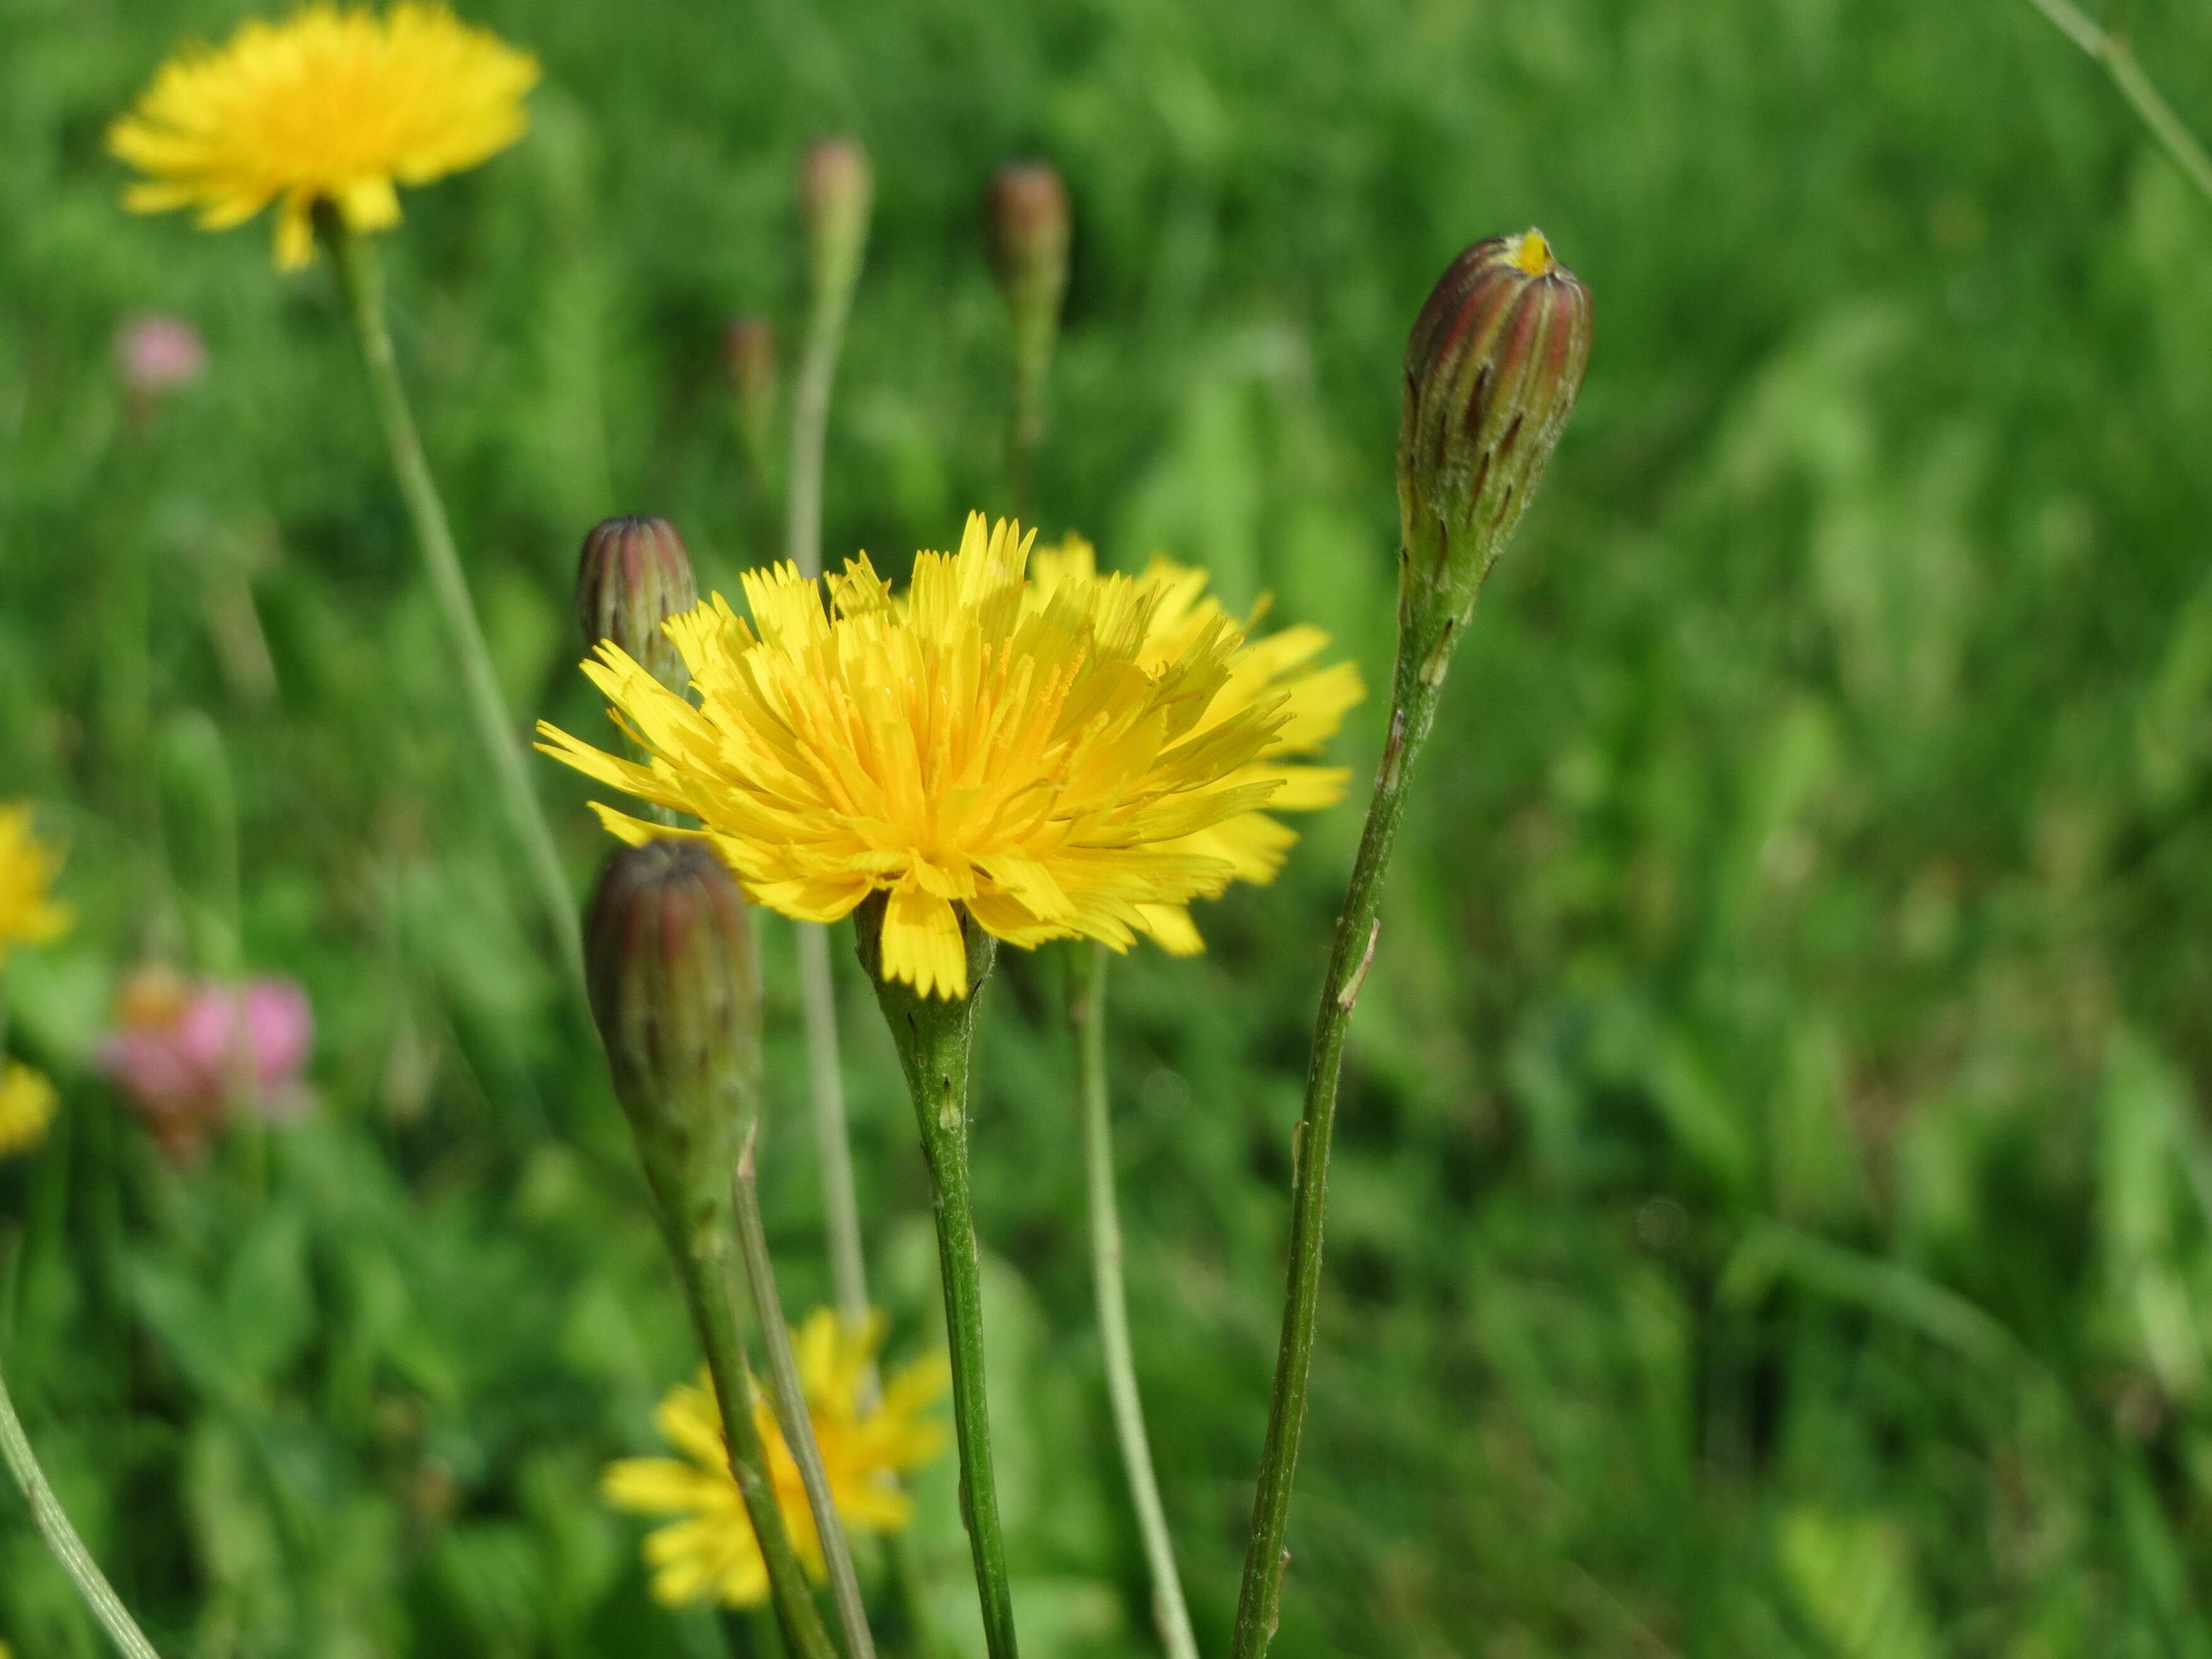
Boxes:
[604,1311,948,1609]
[540,514,1299,998]
[0,1063,58,1159]
[109,4,538,270]
[0,804,71,968]
[1029,535,1364,954]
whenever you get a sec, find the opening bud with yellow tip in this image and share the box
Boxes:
[585,839,761,1252]
[576,515,698,695]
[800,137,873,308]
[1398,229,1591,633]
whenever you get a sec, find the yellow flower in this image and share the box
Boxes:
[1028,535,1364,954]
[109,4,538,270]
[540,514,1294,999]
[0,1064,58,1159]
[604,1311,949,1609]
[0,803,71,968]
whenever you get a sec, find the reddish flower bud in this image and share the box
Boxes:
[586,839,762,1236]
[987,162,1069,337]
[723,316,778,475]
[576,516,699,693]
[723,316,777,411]
[1399,230,1591,624]
[799,137,872,306]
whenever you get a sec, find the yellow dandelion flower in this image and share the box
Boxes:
[109,4,539,271]
[604,1311,949,1609]
[0,1063,58,1159]
[538,513,1293,999]
[1028,535,1364,954]
[0,804,71,968]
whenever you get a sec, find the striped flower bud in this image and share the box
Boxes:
[1399,230,1591,629]
[576,516,698,694]
[586,840,762,1246]
[799,137,873,308]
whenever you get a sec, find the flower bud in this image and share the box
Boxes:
[987,161,1070,368]
[1398,229,1591,628]
[799,137,872,308]
[576,516,699,693]
[586,840,762,1242]
[724,316,777,417]
[723,316,778,474]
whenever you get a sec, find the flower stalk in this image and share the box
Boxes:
[855,895,1019,1659]
[0,1354,164,1659]
[1230,231,1589,1658]
[585,842,839,1659]
[732,1122,877,1659]
[782,139,875,1339]
[324,216,586,1005]
[1066,944,1198,1659]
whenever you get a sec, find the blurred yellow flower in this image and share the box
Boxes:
[1028,536,1364,953]
[0,1063,58,1158]
[604,1311,949,1608]
[109,4,538,270]
[540,513,1294,999]
[0,803,71,968]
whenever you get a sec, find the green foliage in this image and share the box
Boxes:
[5,0,2212,1652]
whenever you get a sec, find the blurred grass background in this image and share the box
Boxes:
[6,0,2212,1653]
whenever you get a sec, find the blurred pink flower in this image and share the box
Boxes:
[100,967,313,1160]
[115,313,208,402]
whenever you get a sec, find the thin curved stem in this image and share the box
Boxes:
[1066,944,1198,1659]
[0,1356,164,1659]
[325,222,586,1007]
[858,905,1019,1659]
[733,1127,877,1659]
[1230,606,1453,1659]
[2023,0,2212,208]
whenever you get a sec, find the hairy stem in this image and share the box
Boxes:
[1066,944,1198,1659]
[733,1127,877,1659]
[325,221,586,1005]
[858,903,1019,1659]
[1230,606,1454,1659]
[662,1206,841,1659]
[2024,0,2212,207]
[0,1355,164,1659]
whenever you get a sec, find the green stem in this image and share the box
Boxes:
[1229,604,1454,1659]
[733,1125,878,1659]
[661,1203,842,1659]
[0,1354,164,1659]
[796,921,870,1331]
[785,219,860,583]
[2024,0,2212,208]
[324,219,586,1006]
[1066,944,1198,1659]
[856,900,1019,1659]
[780,184,875,1349]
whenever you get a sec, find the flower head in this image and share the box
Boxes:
[0,804,71,969]
[0,1064,58,1159]
[116,313,209,401]
[1028,537,1363,954]
[109,4,539,270]
[539,514,1295,998]
[100,968,315,1160]
[605,1311,948,1608]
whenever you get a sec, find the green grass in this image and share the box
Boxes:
[6,0,2212,1653]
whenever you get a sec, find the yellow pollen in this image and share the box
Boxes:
[1512,229,1555,276]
